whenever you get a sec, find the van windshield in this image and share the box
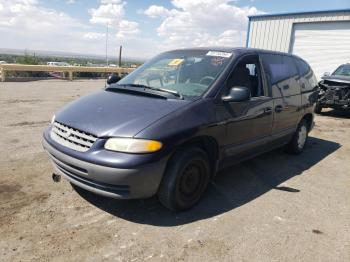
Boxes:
[117,50,234,99]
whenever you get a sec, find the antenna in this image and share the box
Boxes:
[105,23,109,66]
[105,23,109,88]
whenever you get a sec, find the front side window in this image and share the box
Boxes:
[332,64,350,77]
[118,50,234,100]
[226,55,264,97]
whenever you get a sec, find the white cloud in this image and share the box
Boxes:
[0,0,146,58]
[144,0,262,49]
[89,0,125,25]
[83,32,105,40]
[88,0,139,38]
[0,0,109,56]
[116,20,139,38]
[0,0,263,59]
[143,5,173,18]
[101,0,122,3]
[66,0,76,4]
[0,0,85,30]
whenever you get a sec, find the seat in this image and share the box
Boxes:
[227,65,252,95]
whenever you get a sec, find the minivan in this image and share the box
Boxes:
[43,48,318,211]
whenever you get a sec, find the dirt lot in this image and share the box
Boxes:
[0,80,349,262]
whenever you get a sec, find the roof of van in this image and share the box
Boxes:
[168,47,298,57]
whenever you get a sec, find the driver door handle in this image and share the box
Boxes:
[275,105,283,113]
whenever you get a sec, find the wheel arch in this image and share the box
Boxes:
[172,135,220,177]
[301,113,314,131]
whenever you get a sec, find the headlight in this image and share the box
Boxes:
[104,138,162,153]
[51,115,55,124]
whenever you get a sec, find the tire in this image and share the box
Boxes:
[285,119,309,154]
[157,147,210,211]
[314,103,322,114]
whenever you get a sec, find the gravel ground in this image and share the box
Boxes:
[0,80,349,262]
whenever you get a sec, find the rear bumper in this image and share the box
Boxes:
[42,136,167,199]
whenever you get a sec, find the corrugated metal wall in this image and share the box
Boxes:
[247,11,350,52]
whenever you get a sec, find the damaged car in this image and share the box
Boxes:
[315,63,350,113]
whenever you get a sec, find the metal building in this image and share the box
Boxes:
[246,9,350,79]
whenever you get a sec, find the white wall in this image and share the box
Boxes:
[247,11,350,53]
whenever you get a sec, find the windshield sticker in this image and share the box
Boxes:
[206,51,232,58]
[168,59,184,66]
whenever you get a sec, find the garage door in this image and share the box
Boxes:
[291,21,350,80]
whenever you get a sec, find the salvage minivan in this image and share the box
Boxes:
[43,48,318,211]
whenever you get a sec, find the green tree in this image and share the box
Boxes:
[16,53,39,65]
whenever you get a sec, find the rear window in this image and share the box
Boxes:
[261,54,298,84]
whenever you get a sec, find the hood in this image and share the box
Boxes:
[55,90,190,138]
[321,75,350,84]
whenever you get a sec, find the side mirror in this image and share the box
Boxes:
[107,73,121,85]
[222,86,251,102]
[323,72,330,77]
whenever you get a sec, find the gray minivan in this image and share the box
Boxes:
[43,48,318,211]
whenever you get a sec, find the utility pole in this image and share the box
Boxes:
[104,23,109,88]
[105,24,109,67]
[118,45,122,67]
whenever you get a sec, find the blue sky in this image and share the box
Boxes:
[0,0,349,58]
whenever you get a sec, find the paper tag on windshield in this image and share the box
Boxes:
[168,59,184,66]
[206,51,232,58]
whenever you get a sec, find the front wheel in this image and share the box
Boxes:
[285,120,309,154]
[157,147,210,211]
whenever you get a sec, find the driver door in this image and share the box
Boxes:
[220,54,273,164]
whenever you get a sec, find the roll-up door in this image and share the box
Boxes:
[291,21,350,80]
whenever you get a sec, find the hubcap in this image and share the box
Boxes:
[297,125,307,149]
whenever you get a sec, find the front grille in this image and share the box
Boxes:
[50,121,97,152]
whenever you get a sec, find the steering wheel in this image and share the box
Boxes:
[199,76,215,85]
[146,73,164,87]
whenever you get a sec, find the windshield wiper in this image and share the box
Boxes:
[118,83,183,99]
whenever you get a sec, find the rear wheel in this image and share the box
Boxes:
[285,120,309,154]
[157,147,210,211]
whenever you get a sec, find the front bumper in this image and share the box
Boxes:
[318,89,350,108]
[319,100,350,108]
[42,133,167,199]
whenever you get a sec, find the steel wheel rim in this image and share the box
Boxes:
[179,160,205,203]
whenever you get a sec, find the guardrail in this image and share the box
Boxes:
[0,64,135,82]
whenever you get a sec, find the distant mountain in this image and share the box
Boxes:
[0,48,145,63]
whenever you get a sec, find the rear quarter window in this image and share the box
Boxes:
[295,58,310,77]
[294,57,317,92]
